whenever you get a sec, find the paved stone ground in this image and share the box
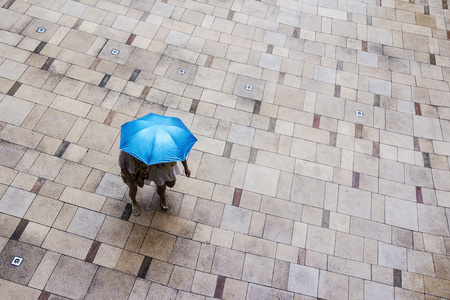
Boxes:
[0,0,450,298]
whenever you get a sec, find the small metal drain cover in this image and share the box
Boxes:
[245,84,253,91]
[355,111,363,117]
[36,27,46,33]
[11,257,23,267]
[177,68,186,75]
[110,49,120,55]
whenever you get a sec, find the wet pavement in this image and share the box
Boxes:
[0,0,450,298]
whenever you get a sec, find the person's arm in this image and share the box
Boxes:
[181,159,191,177]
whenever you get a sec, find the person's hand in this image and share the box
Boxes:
[185,168,191,177]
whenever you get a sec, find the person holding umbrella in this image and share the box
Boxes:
[119,152,191,215]
[119,113,197,216]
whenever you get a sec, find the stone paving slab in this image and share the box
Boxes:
[0,0,450,298]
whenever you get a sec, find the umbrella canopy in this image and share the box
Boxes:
[120,113,197,165]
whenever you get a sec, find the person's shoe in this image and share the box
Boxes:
[132,204,140,216]
[160,196,168,211]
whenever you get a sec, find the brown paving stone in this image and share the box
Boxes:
[0,240,46,285]
[46,256,98,299]
[85,267,135,300]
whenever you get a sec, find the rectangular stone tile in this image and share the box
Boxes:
[0,278,41,299]
[34,108,78,140]
[0,95,34,126]
[306,225,336,255]
[151,210,196,238]
[328,255,371,280]
[115,250,144,276]
[220,205,252,234]
[243,164,280,197]
[0,240,46,285]
[0,140,26,169]
[379,242,407,270]
[86,266,135,299]
[379,178,416,201]
[291,174,325,208]
[174,176,215,199]
[14,84,56,106]
[350,217,391,243]
[67,207,105,239]
[424,276,450,299]
[287,264,319,297]
[57,48,96,68]
[0,43,31,63]
[60,186,106,211]
[0,124,43,149]
[90,243,121,269]
[232,233,277,258]
[140,228,176,261]
[318,270,349,300]
[260,196,302,221]
[50,95,92,117]
[417,204,450,236]
[96,215,133,248]
[211,247,245,279]
[168,237,201,269]
[42,229,92,260]
[81,150,118,174]
[28,250,61,289]
[0,187,35,218]
[46,255,97,299]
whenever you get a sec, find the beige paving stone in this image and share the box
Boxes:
[220,205,252,234]
[78,121,119,153]
[385,197,418,231]
[42,228,92,260]
[0,96,34,126]
[424,276,450,299]
[379,178,416,201]
[0,186,35,218]
[24,195,63,226]
[115,250,144,276]
[417,204,450,236]
[168,265,194,292]
[190,271,216,297]
[96,215,133,248]
[28,250,60,290]
[0,124,43,149]
[19,221,49,246]
[242,253,274,286]
[168,237,200,269]
[0,278,41,299]
[350,217,391,243]
[145,259,173,285]
[92,243,122,269]
[334,232,364,262]
[60,186,106,211]
[243,164,280,197]
[338,187,371,219]
[210,227,234,248]
[318,270,349,300]
[140,228,176,261]
[301,205,323,227]
[287,264,319,297]
[46,255,97,299]
[305,225,336,255]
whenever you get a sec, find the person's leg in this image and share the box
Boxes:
[166,180,176,188]
[129,182,140,216]
[157,184,168,211]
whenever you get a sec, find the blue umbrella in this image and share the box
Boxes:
[120,113,197,165]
